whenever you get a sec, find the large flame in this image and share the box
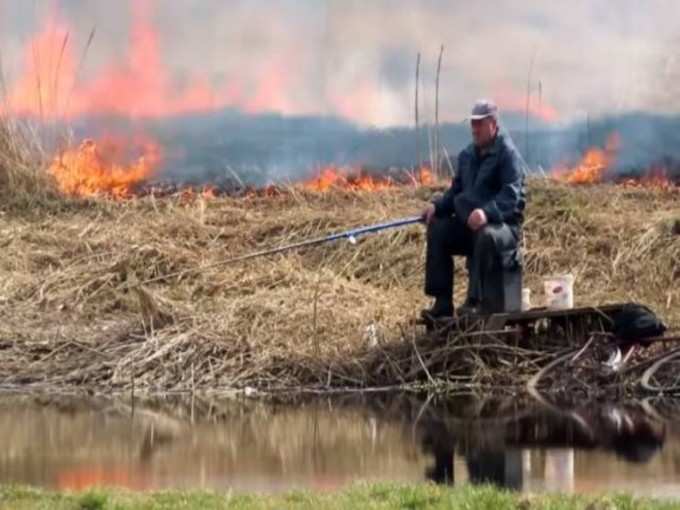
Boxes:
[4,4,248,119]
[553,133,677,191]
[553,133,620,184]
[48,137,161,198]
[0,2,347,121]
[4,6,435,200]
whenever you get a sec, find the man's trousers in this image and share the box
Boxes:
[425,216,519,304]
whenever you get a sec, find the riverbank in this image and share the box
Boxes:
[0,180,678,394]
[1,483,679,509]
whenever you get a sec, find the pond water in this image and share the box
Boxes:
[0,392,678,497]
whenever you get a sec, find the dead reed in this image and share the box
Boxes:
[0,179,677,395]
[0,113,53,198]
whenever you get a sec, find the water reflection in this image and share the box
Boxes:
[415,398,666,492]
[0,392,677,496]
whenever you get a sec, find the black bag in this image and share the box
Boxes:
[612,303,667,345]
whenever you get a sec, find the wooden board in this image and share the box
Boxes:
[483,303,625,330]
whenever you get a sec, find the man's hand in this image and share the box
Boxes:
[421,204,436,225]
[467,208,488,231]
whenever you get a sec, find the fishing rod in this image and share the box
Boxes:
[224,215,424,264]
[137,215,424,286]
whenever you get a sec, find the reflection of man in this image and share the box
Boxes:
[419,417,523,489]
[420,99,526,318]
[420,419,455,484]
[417,401,665,492]
[466,449,523,490]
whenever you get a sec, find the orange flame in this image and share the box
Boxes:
[621,166,677,192]
[553,133,678,191]
[419,167,434,186]
[301,167,434,192]
[3,4,242,119]
[493,85,560,122]
[553,133,620,184]
[48,137,161,198]
[202,185,218,199]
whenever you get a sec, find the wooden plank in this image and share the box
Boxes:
[483,303,626,324]
[418,303,635,340]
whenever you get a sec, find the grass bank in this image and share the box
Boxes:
[0,179,678,394]
[2,483,680,510]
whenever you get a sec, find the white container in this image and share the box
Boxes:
[544,274,574,310]
[521,288,532,311]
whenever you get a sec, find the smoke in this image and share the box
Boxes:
[2,0,679,126]
[53,109,679,187]
[2,0,680,185]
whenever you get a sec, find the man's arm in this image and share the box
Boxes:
[480,148,525,224]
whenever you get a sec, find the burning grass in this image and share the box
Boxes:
[0,180,678,395]
[47,137,162,198]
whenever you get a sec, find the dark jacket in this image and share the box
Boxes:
[434,129,527,226]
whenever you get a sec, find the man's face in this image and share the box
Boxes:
[471,117,497,147]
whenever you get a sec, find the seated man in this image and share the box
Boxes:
[420,99,526,318]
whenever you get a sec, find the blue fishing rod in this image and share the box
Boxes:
[225,215,424,264]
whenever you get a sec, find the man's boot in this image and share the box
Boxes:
[457,296,480,317]
[421,295,453,320]
[460,261,480,316]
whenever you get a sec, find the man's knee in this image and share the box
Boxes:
[474,225,503,254]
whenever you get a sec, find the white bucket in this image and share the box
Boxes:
[543,274,574,310]
[521,288,532,311]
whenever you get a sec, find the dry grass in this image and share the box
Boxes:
[0,113,54,200]
[0,179,677,394]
